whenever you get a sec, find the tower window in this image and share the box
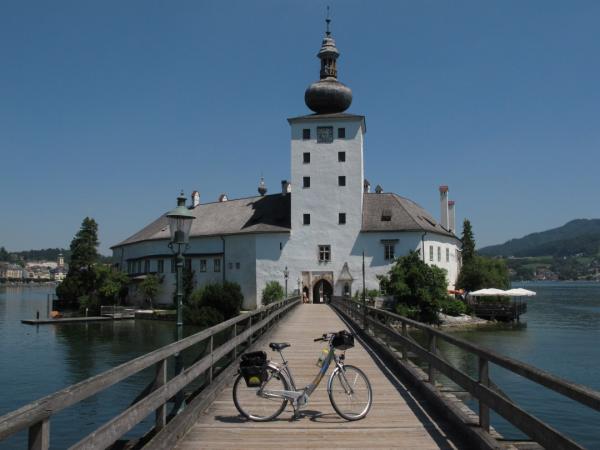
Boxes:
[303,176,311,188]
[317,126,334,143]
[338,151,346,162]
[318,245,331,262]
[303,129,311,140]
[338,128,346,138]
[303,152,310,163]
[303,213,311,225]
[339,213,346,224]
[338,176,346,186]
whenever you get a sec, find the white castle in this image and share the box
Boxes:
[111,21,461,309]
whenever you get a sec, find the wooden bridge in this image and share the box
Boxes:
[1,297,600,449]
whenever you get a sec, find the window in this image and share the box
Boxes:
[185,258,192,271]
[127,261,133,273]
[302,128,310,140]
[303,152,310,163]
[317,126,333,143]
[199,259,207,272]
[339,213,346,224]
[236,262,240,269]
[384,243,395,261]
[144,259,150,273]
[157,259,164,274]
[429,246,434,262]
[214,259,221,272]
[318,245,331,262]
[381,209,392,221]
[338,127,346,139]
[171,258,176,273]
[338,176,346,186]
[437,247,441,262]
[303,213,310,225]
[137,260,142,273]
[446,248,450,262]
[303,176,310,188]
[338,151,345,162]
[228,262,233,270]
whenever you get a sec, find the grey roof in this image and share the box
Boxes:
[112,191,456,249]
[287,112,366,128]
[361,193,456,238]
[112,194,291,248]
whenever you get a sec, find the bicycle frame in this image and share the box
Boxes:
[259,344,341,406]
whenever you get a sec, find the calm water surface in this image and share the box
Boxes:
[0,285,200,449]
[439,281,600,448]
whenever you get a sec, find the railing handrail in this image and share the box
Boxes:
[338,297,600,412]
[0,296,300,445]
[332,297,600,450]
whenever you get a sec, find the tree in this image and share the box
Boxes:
[262,281,284,305]
[461,219,475,263]
[139,274,161,309]
[378,251,449,324]
[69,217,99,271]
[456,219,510,292]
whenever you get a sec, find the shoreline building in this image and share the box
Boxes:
[111,22,461,309]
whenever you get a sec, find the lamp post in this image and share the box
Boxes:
[167,191,195,413]
[283,266,289,298]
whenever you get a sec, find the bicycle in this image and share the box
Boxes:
[233,330,373,421]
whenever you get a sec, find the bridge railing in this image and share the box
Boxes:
[332,297,600,450]
[0,296,300,450]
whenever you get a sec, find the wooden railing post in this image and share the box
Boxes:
[154,358,167,432]
[28,418,49,450]
[401,322,408,361]
[233,323,238,360]
[247,316,252,347]
[209,335,214,384]
[479,357,490,432]
[428,332,436,383]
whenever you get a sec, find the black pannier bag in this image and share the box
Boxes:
[240,351,268,387]
[332,330,354,350]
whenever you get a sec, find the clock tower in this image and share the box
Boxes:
[287,16,365,290]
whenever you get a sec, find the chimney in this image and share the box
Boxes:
[364,179,371,193]
[439,186,449,229]
[448,200,456,233]
[281,180,291,195]
[218,193,228,202]
[191,191,200,207]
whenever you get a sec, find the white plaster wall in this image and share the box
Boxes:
[422,235,461,289]
[222,234,257,310]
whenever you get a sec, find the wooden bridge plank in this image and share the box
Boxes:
[175,304,462,449]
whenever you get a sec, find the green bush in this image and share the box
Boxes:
[440,298,467,316]
[262,281,284,305]
[395,303,418,319]
[184,281,243,326]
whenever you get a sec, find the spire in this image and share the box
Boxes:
[258,176,267,196]
[304,10,352,114]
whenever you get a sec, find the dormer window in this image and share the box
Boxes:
[381,209,392,221]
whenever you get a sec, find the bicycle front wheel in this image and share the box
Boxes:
[233,367,289,421]
[328,364,372,420]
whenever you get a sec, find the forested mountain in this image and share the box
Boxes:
[0,247,113,264]
[479,219,600,257]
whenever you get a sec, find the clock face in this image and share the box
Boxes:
[317,126,334,143]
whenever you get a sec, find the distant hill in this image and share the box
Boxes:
[479,219,600,257]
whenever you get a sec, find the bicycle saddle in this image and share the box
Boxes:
[269,342,291,351]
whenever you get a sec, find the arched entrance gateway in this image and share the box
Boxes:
[312,279,333,304]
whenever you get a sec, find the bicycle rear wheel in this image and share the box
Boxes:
[233,367,289,421]
[328,364,372,420]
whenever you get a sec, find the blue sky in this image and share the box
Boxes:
[1,1,599,255]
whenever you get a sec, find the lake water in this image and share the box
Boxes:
[0,285,200,449]
[1,282,600,448]
[439,281,600,448]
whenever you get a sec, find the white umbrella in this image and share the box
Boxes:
[504,288,536,297]
[468,288,508,297]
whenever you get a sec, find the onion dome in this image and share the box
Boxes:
[305,14,352,114]
[258,176,267,196]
